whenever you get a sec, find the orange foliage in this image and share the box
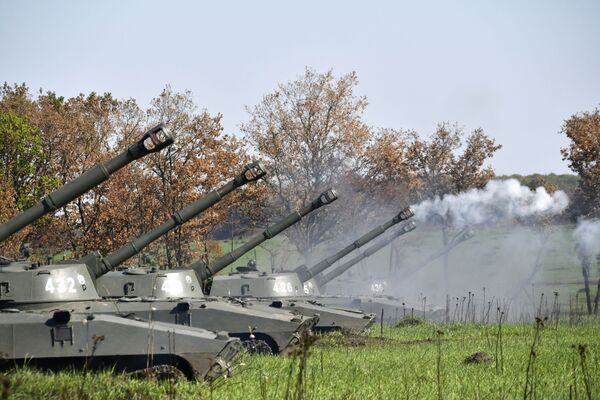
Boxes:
[561,108,600,216]
[0,85,263,268]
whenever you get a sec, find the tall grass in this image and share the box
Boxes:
[3,316,599,399]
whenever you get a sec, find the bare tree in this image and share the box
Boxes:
[242,68,370,261]
[407,123,501,294]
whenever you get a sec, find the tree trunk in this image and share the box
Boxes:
[593,278,600,314]
[580,256,593,314]
[176,227,183,268]
[594,256,600,314]
[442,227,449,296]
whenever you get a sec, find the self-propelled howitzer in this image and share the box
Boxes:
[207,208,415,332]
[193,188,339,283]
[321,228,474,324]
[301,221,433,324]
[0,128,241,380]
[294,207,414,283]
[93,188,333,354]
[209,208,414,298]
[0,124,172,243]
[313,221,417,288]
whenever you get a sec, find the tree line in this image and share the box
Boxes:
[0,84,263,267]
[0,68,598,267]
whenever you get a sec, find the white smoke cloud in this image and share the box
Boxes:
[573,218,600,259]
[412,179,569,228]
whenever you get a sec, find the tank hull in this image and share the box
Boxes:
[0,311,240,381]
[313,295,446,324]
[238,297,375,332]
[209,273,375,332]
[94,269,317,354]
[13,297,316,355]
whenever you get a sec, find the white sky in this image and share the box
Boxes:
[1,0,599,175]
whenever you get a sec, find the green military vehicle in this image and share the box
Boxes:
[0,125,240,380]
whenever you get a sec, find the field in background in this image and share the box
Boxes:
[4,318,599,399]
[215,224,597,310]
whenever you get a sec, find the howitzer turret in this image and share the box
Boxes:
[0,124,172,243]
[307,221,451,325]
[207,207,415,332]
[294,207,414,282]
[192,189,338,282]
[96,189,335,300]
[93,180,339,356]
[314,221,416,287]
[85,161,266,280]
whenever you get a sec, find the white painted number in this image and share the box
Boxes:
[44,277,77,294]
[67,278,76,293]
[273,281,294,293]
[45,278,54,294]
[161,279,183,294]
[303,282,313,295]
[370,283,385,294]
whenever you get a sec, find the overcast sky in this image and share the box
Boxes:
[1,0,599,175]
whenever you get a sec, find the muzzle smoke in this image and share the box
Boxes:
[573,218,600,259]
[412,179,569,228]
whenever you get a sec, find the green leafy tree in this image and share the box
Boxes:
[0,110,57,209]
[0,110,59,257]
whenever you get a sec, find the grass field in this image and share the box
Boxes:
[3,318,599,399]
[218,223,598,309]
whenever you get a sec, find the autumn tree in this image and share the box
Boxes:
[345,128,416,280]
[406,123,501,294]
[0,85,135,258]
[51,87,261,268]
[242,68,371,261]
[561,107,600,217]
[560,107,600,313]
[130,86,261,268]
[0,84,262,269]
[43,93,123,257]
[358,128,419,208]
[0,87,63,258]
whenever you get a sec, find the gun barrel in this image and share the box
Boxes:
[192,189,338,281]
[295,207,414,282]
[0,124,172,243]
[87,161,267,278]
[315,221,416,287]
